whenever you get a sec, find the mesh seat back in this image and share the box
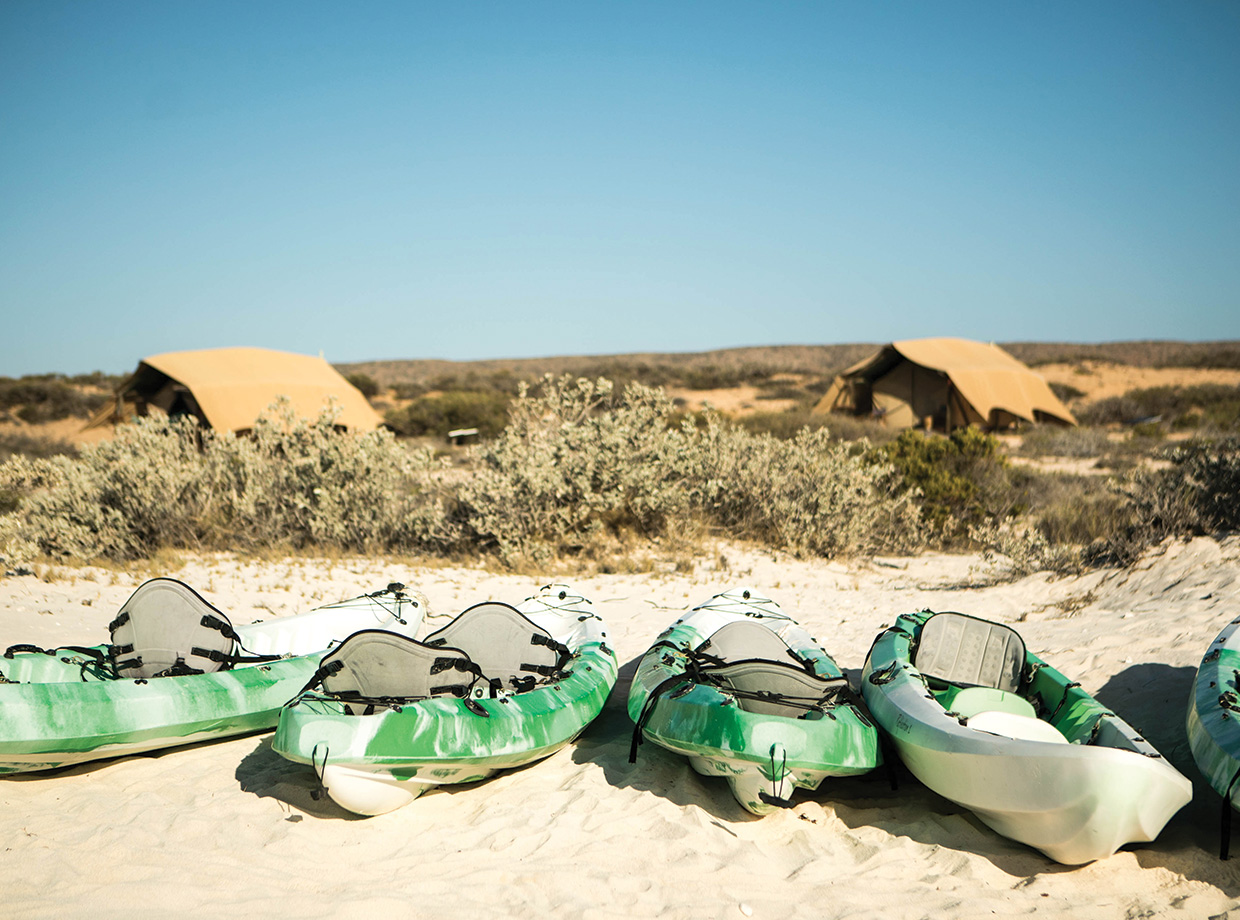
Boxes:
[706,660,845,718]
[914,612,1026,692]
[110,578,236,678]
[696,620,800,666]
[425,602,562,689]
[320,630,477,708]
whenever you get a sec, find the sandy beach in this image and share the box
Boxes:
[2,537,1239,919]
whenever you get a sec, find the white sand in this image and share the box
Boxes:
[2,538,1239,919]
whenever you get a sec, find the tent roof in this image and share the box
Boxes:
[838,337,1076,426]
[125,347,382,432]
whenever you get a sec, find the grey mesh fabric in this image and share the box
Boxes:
[696,620,801,665]
[320,630,478,708]
[707,660,847,717]
[913,612,1026,692]
[109,578,236,678]
[425,602,562,689]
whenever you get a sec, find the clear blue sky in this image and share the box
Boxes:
[2,1,1237,376]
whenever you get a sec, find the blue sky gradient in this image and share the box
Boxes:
[2,1,1237,375]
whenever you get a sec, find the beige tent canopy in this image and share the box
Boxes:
[86,347,382,434]
[812,337,1075,431]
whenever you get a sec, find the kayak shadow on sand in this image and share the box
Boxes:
[573,655,899,825]
[235,736,366,821]
[1094,661,1240,887]
[570,654,766,822]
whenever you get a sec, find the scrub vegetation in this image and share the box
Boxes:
[0,373,119,425]
[4,345,1240,575]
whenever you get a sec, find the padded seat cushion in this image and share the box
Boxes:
[320,630,478,707]
[425,602,564,690]
[914,612,1026,693]
[707,659,847,718]
[109,578,236,678]
[696,620,802,667]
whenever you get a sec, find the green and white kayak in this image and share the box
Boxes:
[272,584,617,816]
[1187,614,1240,857]
[627,587,879,815]
[862,609,1191,864]
[0,579,423,774]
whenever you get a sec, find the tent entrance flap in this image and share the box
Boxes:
[871,362,949,429]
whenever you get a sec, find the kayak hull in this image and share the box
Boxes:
[627,588,879,815]
[863,610,1191,864]
[272,585,617,816]
[0,591,421,773]
[1187,615,1240,810]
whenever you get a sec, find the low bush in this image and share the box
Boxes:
[345,373,380,399]
[1,379,926,568]
[881,428,1024,540]
[0,432,78,463]
[739,408,831,440]
[0,375,109,423]
[1017,425,1112,458]
[454,376,922,564]
[1086,437,1240,566]
[1076,396,1148,426]
[0,402,453,562]
[1076,384,1240,431]
[1049,381,1086,403]
[385,391,512,440]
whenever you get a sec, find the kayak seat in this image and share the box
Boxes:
[319,630,481,714]
[109,578,238,678]
[696,620,807,668]
[425,602,568,693]
[943,686,1036,720]
[967,709,1068,744]
[705,660,849,718]
[913,612,1026,693]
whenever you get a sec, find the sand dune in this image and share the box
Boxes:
[2,539,1239,918]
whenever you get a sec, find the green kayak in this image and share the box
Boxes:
[863,609,1191,864]
[627,587,879,815]
[1187,614,1240,857]
[272,584,617,816]
[0,578,422,773]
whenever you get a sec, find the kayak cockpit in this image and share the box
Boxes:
[913,612,1070,744]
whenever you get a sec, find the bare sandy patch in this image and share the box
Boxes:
[1039,361,1240,404]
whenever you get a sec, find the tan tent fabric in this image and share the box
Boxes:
[87,347,382,434]
[813,337,1075,431]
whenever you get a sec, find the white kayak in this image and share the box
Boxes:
[862,609,1191,864]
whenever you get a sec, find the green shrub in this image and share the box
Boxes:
[0,432,77,463]
[1017,425,1112,458]
[385,390,512,440]
[1166,438,1240,532]
[1049,381,1086,403]
[1129,421,1165,441]
[739,408,832,440]
[881,428,1021,539]
[1086,437,1240,566]
[1077,384,1240,431]
[1076,396,1147,426]
[392,381,430,400]
[453,375,923,565]
[0,375,108,423]
[0,402,453,563]
[345,373,380,399]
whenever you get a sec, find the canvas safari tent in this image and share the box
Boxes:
[86,347,382,434]
[812,337,1075,431]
